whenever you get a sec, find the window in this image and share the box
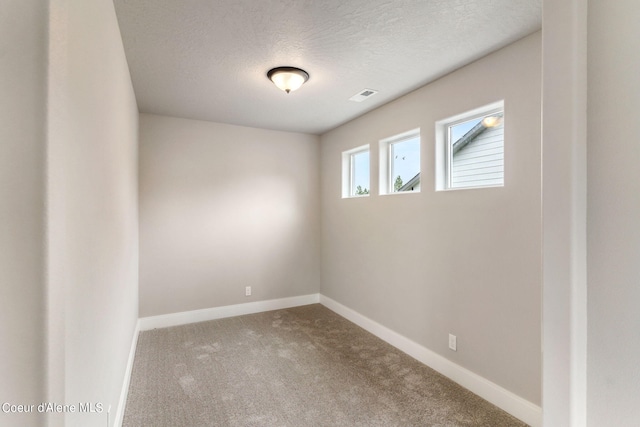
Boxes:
[342,145,370,198]
[379,129,420,194]
[436,101,504,190]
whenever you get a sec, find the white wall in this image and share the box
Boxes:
[541,0,588,424]
[47,1,139,426]
[587,0,640,424]
[1,2,137,426]
[139,114,320,317]
[0,2,47,426]
[320,33,542,406]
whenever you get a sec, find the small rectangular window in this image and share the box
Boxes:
[342,145,370,198]
[436,101,504,191]
[379,129,421,195]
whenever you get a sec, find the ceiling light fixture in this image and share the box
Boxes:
[267,67,309,94]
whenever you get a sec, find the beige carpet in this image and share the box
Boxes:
[123,304,527,426]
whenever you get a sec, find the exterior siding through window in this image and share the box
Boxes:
[451,122,504,188]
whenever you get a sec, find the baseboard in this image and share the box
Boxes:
[113,319,140,427]
[319,295,542,427]
[138,294,321,331]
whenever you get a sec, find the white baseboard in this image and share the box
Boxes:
[114,319,140,427]
[138,294,320,331]
[319,294,542,427]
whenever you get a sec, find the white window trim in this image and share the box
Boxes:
[435,100,504,191]
[379,128,421,195]
[341,144,370,198]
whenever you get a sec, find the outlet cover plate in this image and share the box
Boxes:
[448,334,457,351]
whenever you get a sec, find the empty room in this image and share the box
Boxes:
[2,0,639,426]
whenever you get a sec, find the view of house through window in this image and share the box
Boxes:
[436,101,504,191]
[448,110,504,189]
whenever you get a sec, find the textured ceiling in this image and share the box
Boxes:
[114,0,541,135]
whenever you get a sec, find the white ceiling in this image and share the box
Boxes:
[114,0,541,135]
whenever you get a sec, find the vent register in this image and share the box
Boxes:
[349,89,379,102]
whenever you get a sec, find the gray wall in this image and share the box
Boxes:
[47,1,139,426]
[587,0,640,424]
[540,0,588,423]
[0,2,47,426]
[139,114,320,317]
[1,2,138,426]
[320,33,542,405]
[0,0,138,426]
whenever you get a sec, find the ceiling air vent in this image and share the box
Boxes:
[349,89,379,102]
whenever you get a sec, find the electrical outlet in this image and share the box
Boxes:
[245,286,252,296]
[448,334,457,351]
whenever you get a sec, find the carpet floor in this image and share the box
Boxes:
[123,304,527,426]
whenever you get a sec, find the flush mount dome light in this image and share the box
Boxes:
[267,67,309,94]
